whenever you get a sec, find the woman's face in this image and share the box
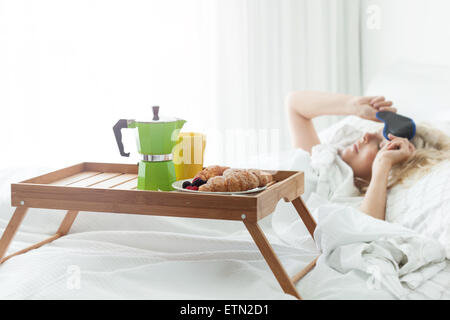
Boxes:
[339,129,388,181]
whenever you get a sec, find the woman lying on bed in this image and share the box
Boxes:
[287,91,450,221]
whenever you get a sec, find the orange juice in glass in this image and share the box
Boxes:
[173,132,206,180]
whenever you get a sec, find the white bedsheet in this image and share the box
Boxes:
[0,203,318,299]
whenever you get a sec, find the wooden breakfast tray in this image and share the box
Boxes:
[0,162,318,299]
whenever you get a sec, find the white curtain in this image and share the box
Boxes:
[211,0,362,167]
[0,0,361,169]
[0,0,215,168]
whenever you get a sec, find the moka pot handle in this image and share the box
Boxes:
[113,119,131,157]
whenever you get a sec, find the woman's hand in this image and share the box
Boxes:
[361,134,415,220]
[372,134,415,172]
[348,96,397,122]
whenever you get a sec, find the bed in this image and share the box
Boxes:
[0,62,449,300]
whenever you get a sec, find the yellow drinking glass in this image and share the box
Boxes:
[173,132,206,180]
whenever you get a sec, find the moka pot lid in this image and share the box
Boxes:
[129,106,185,124]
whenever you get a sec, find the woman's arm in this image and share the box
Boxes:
[359,134,415,220]
[359,160,391,220]
[286,91,395,154]
[286,91,355,153]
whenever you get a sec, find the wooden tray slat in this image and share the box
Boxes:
[112,178,138,190]
[68,172,123,187]
[93,174,138,189]
[49,171,101,186]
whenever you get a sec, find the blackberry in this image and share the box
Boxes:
[182,181,192,189]
[192,179,206,187]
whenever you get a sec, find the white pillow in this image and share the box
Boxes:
[386,160,450,257]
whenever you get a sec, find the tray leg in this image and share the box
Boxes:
[291,197,316,239]
[0,207,29,262]
[243,220,302,300]
[291,256,318,284]
[290,197,319,284]
[57,210,79,236]
[0,209,79,264]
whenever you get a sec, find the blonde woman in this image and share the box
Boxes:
[287,91,450,221]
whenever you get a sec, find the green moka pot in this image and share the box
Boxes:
[113,106,186,191]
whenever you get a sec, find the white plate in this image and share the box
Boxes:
[172,179,267,195]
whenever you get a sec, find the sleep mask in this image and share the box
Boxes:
[376,111,416,141]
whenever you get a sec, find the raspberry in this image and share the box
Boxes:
[191,186,199,191]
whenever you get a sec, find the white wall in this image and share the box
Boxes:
[360,0,450,92]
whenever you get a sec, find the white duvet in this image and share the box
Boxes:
[311,204,448,299]
[0,118,449,300]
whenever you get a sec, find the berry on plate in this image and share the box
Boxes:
[192,179,206,187]
[182,181,192,189]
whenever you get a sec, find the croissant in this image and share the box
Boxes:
[194,165,230,181]
[223,169,259,192]
[198,176,228,192]
[199,169,273,192]
[248,169,273,187]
